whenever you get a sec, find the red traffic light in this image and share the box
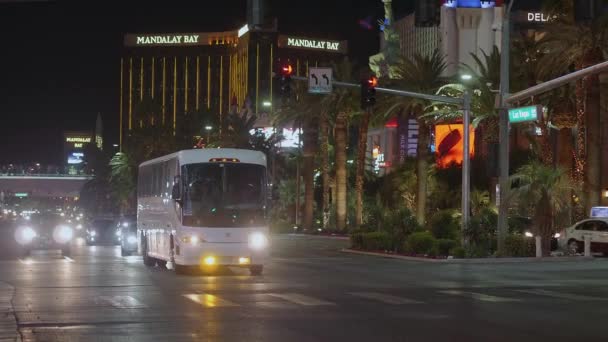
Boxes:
[367,76,378,88]
[281,64,293,76]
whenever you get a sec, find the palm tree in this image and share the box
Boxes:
[381,50,448,225]
[273,80,324,231]
[538,8,608,214]
[109,152,137,214]
[510,161,575,256]
[322,58,360,231]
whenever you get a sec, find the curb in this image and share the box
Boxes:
[341,248,597,264]
[278,233,350,241]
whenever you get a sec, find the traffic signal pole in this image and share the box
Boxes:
[497,0,515,256]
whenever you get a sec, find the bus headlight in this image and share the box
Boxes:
[53,225,73,244]
[181,236,201,245]
[127,235,137,244]
[203,256,216,265]
[15,226,37,245]
[248,232,268,250]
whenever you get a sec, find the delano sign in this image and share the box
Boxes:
[278,35,347,54]
[125,33,205,47]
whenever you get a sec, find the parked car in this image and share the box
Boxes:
[86,218,120,246]
[14,212,74,257]
[117,215,138,256]
[557,218,608,255]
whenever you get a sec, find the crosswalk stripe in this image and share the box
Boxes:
[98,296,147,309]
[349,292,423,304]
[515,289,608,301]
[439,290,521,302]
[267,293,335,306]
[183,294,240,307]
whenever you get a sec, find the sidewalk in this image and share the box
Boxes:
[342,248,597,264]
[0,282,20,342]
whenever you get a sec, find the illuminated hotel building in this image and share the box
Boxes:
[119,23,347,148]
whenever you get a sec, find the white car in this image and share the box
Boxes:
[557,218,608,255]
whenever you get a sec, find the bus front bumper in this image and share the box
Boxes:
[174,242,269,267]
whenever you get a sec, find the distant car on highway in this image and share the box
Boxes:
[557,218,608,255]
[14,212,74,257]
[117,215,138,256]
[85,218,120,246]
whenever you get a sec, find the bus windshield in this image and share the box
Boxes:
[182,163,267,227]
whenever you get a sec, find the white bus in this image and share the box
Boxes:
[137,149,270,275]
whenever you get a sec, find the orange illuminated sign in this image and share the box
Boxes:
[434,124,475,168]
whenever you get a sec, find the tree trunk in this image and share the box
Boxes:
[302,121,318,232]
[320,112,331,229]
[556,128,574,172]
[416,120,429,226]
[335,112,348,231]
[573,75,586,221]
[583,50,603,214]
[534,192,553,257]
[355,107,372,228]
[537,119,553,166]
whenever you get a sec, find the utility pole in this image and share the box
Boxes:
[497,0,515,256]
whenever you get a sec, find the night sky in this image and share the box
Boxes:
[0,0,411,164]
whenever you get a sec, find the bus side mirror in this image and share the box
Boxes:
[171,182,182,202]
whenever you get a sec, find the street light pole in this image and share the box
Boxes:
[497,0,515,256]
[462,90,472,245]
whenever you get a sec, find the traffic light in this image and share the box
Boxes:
[279,63,293,96]
[361,76,378,109]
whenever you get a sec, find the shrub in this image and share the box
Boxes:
[437,239,458,256]
[504,234,534,257]
[404,231,437,254]
[380,208,420,252]
[464,207,498,254]
[350,232,365,249]
[428,210,460,240]
[450,246,466,258]
[361,231,391,251]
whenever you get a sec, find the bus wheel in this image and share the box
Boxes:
[174,264,189,275]
[142,240,155,267]
[156,260,167,268]
[249,265,263,276]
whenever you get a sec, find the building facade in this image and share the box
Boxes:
[118,23,347,149]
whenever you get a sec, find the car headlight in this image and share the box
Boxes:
[53,225,74,243]
[15,226,36,245]
[76,224,83,230]
[248,232,268,250]
[524,231,533,238]
[89,230,97,237]
[127,235,137,244]
[554,233,561,238]
[115,230,121,237]
[122,222,129,228]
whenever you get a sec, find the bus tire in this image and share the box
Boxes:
[249,265,263,276]
[156,259,167,268]
[142,239,155,267]
[174,264,189,275]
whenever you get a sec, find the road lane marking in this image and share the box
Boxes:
[349,292,423,304]
[183,294,239,307]
[515,289,608,301]
[98,296,147,309]
[63,257,74,263]
[267,293,335,306]
[439,290,521,303]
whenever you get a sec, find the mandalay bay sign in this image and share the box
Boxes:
[124,33,208,47]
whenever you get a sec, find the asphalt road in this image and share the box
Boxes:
[0,232,607,341]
